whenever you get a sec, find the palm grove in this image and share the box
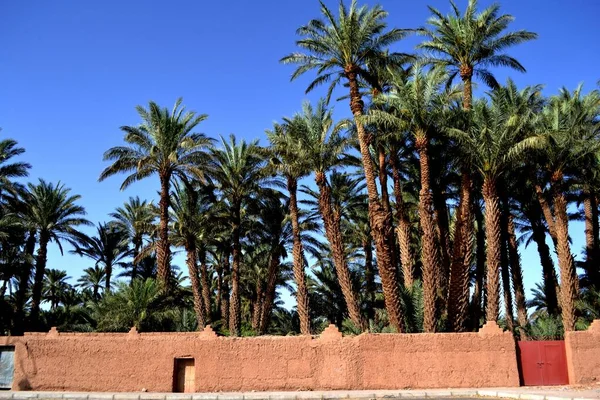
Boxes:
[1,0,599,338]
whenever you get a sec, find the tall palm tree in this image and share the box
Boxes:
[42,269,71,311]
[109,197,156,284]
[208,135,272,336]
[72,222,130,292]
[447,81,542,325]
[281,0,411,331]
[23,179,91,325]
[418,0,537,110]
[266,120,313,334]
[365,67,457,332]
[77,265,107,301]
[99,98,212,288]
[292,100,366,331]
[535,86,600,331]
[170,181,208,329]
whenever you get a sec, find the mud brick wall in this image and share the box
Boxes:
[565,320,600,384]
[0,322,520,392]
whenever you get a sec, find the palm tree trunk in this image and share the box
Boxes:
[433,181,452,301]
[507,213,528,331]
[471,201,486,329]
[416,135,440,333]
[551,172,577,331]
[259,248,280,334]
[288,178,310,334]
[482,176,502,322]
[447,172,473,332]
[346,67,404,332]
[252,283,263,332]
[378,145,399,273]
[216,262,223,319]
[185,237,206,330]
[156,174,172,288]
[316,172,365,331]
[583,186,600,287]
[460,66,473,110]
[229,208,242,336]
[220,252,230,326]
[363,238,376,323]
[527,209,560,316]
[30,230,50,328]
[500,200,515,331]
[131,238,141,285]
[535,183,558,243]
[13,231,36,335]
[199,250,211,323]
[390,150,414,288]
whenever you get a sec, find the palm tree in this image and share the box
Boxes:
[447,81,541,324]
[170,181,208,329]
[99,98,213,288]
[365,67,457,332]
[42,269,71,311]
[109,197,156,284]
[208,135,272,336]
[535,86,600,331]
[0,135,31,196]
[281,0,411,331]
[77,265,107,301]
[291,100,366,331]
[266,120,313,334]
[418,0,537,110]
[71,222,130,292]
[23,179,91,326]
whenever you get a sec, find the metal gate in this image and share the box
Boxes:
[517,341,569,386]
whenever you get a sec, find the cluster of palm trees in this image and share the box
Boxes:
[1,0,599,338]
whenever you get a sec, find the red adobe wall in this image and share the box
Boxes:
[565,320,600,385]
[0,322,520,392]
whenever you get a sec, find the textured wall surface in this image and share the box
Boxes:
[565,320,600,384]
[0,323,521,392]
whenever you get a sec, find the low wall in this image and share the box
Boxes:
[565,320,600,384]
[0,322,519,392]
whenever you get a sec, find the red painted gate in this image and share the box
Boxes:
[517,341,569,386]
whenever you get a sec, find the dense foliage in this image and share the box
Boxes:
[1,0,599,339]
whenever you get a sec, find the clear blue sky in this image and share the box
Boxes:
[1,1,598,306]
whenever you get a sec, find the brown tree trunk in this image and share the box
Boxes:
[288,178,310,334]
[316,172,365,331]
[471,201,486,329]
[528,214,560,316]
[156,174,172,288]
[378,145,399,275]
[252,283,263,332]
[535,184,558,243]
[482,177,502,322]
[229,208,241,336]
[363,238,376,322]
[131,238,141,285]
[220,251,230,329]
[259,248,280,335]
[30,230,50,328]
[460,66,473,110]
[185,238,206,329]
[583,187,600,287]
[199,250,211,323]
[346,66,404,332]
[390,151,414,288]
[551,172,577,331]
[433,181,452,301]
[416,134,439,332]
[500,199,515,331]
[448,172,473,332]
[507,213,528,330]
[13,231,36,334]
